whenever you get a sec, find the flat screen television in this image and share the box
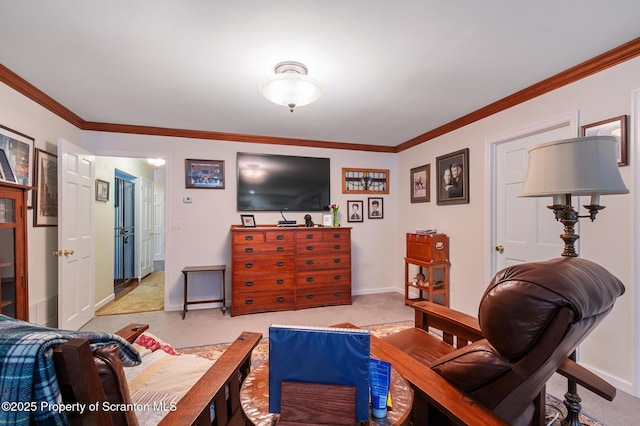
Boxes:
[237,152,330,212]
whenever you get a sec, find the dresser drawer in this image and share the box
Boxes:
[295,285,351,309]
[233,255,294,273]
[265,230,295,242]
[295,229,325,241]
[297,240,349,254]
[232,231,266,245]
[296,269,351,288]
[233,272,295,294]
[234,241,295,255]
[296,253,351,271]
[232,290,295,315]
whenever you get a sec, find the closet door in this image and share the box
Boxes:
[0,184,28,320]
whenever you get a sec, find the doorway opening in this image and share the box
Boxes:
[114,170,137,294]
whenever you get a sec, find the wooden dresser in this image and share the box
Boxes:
[231,225,352,316]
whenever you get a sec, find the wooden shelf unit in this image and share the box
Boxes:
[404,233,450,307]
[0,183,29,320]
[231,225,352,316]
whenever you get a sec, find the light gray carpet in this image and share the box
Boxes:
[81,292,638,425]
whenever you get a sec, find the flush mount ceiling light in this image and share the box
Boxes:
[147,158,165,167]
[259,61,322,113]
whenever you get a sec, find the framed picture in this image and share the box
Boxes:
[33,149,58,226]
[342,168,389,194]
[581,115,627,166]
[186,159,225,188]
[368,197,383,219]
[322,213,333,227]
[347,200,364,223]
[410,164,430,203]
[436,148,469,205]
[241,214,256,228]
[0,124,34,206]
[95,179,110,202]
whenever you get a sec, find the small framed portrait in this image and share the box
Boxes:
[436,148,469,205]
[322,213,333,227]
[580,115,627,166]
[367,197,383,219]
[33,149,58,226]
[95,179,110,202]
[241,214,256,228]
[410,164,430,203]
[185,159,225,188]
[347,200,364,223]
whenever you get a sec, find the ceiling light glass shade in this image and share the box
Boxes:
[518,136,628,197]
[147,158,165,167]
[259,61,322,112]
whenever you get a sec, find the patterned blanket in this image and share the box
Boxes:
[0,315,141,426]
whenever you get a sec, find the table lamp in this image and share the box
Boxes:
[518,135,628,425]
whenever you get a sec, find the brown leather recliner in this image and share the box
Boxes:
[384,257,625,425]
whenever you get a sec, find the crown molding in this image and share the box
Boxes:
[396,37,640,152]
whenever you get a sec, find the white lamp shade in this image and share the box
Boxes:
[518,136,629,197]
[259,73,322,108]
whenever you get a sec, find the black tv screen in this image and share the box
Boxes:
[237,152,330,212]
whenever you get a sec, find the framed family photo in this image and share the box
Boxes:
[185,159,225,188]
[436,148,469,205]
[367,197,383,219]
[33,149,58,226]
[410,164,430,203]
[347,200,364,223]
[580,115,627,166]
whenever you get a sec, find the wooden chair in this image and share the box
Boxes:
[53,323,262,425]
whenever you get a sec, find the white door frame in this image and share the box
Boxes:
[486,112,578,278]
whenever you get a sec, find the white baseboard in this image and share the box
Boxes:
[95,293,115,310]
[580,361,634,395]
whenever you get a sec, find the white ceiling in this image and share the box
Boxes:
[1,1,640,148]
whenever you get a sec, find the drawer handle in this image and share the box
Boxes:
[276,246,285,252]
[306,277,314,283]
[333,258,341,264]
[245,262,254,268]
[333,275,341,280]
[276,234,284,240]
[306,293,314,299]
[276,279,285,284]
[245,298,254,305]
[245,247,254,253]
[245,235,254,241]
[306,260,314,265]
[333,233,341,239]
[333,291,342,297]
[244,281,254,287]
[306,245,314,251]
[276,296,285,302]
[276,261,285,267]
[306,234,313,239]
[333,244,341,250]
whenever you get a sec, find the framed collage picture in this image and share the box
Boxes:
[436,148,469,205]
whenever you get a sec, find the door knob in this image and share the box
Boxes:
[64,250,75,256]
[53,250,75,256]
[495,245,505,253]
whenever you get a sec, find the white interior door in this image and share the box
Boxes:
[139,176,153,279]
[494,119,576,272]
[57,138,95,330]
